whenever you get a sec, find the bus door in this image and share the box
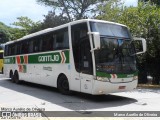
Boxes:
[71,22,93,94]
[79,38,93,94]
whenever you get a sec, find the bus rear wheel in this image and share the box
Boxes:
[57,75,71,95]
[9,71,14,83]
[1,67,3,74]
[14,71,20,84]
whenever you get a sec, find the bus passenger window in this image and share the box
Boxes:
[21,42,29,54]
[55,29,69,50]
[17,44,21,55]
[4,45,8,56]
[56,33,63,49]
[63,31,69,49]
[0,52,3,59]
[48,37,54,51]
[28,41,33,53]
[41,34,54,52]
[9,44,16,56]
[33,40,40,53]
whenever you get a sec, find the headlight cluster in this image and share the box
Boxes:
[96,77,110,82]
[133,76,138,80]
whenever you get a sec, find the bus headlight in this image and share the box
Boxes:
[96,77,110,82]
[133,76,138,80]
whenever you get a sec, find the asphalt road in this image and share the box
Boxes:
[0,74,160,119]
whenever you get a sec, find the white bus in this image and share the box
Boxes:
[3,19,146,95]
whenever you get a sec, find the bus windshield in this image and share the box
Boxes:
[90,22,136,74]
[90,22,131,38]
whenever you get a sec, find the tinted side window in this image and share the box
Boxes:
[40,27,69,52]
[5,27,69,56]
[4,45,8,56]
[21,41,29,54]
[28,40,34,53]
[0,53,3,59]
[33,38,41,53]
[54,28,69,50]
[16,43,22,55]
[5,45,12,56]
[41,34,54,52]
[8,44,16,56]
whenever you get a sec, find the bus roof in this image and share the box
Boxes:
[5,19,127,45]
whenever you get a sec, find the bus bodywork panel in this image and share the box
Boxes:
[92,79,137,95]
[4,50,71,87]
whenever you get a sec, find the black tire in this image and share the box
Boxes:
[57,75,71,95]
[1,67,3,74]
[9,71,14,83]
[14,71,20,84]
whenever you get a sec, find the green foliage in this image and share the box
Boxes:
[0,21,26,42]
[9,28,26,40]
[97,0,123,21]
[139,0,160,6]
[12,16,42,36]
[0,22,12,43]
[36,0,107,21]
[0,16,42,43]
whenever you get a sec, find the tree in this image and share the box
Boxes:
[0,22,12,43]
[139,0,160,6]
[12,16,42,35]
[97,0,123,22]
[41,11,70,29]
[36,0,107,21]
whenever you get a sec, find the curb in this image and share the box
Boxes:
[137,84,160,89]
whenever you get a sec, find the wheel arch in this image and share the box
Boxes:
[57,73,69,88]
[57,73,72,94]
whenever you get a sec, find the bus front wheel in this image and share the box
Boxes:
[57,75,71,95]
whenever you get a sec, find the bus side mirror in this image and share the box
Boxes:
[133,37,147,55]
[88,32,101,50]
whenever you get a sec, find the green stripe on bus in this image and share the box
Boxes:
[28,51,70,64]
[28,52,62,64]
[4,50,70,64]
[20,56,24,64]
[96,71,138,78]
[4,57,16,64]
[64,50,70,63]
[96,71,111,78]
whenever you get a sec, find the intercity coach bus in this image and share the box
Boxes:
[3,19,146,95]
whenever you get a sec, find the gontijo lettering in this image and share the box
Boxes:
[38,55,59,62]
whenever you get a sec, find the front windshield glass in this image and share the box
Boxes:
[90,22,136,74]
[91,22,131,38]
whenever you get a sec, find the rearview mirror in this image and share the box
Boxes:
[88,32,100,51]
[133,37,147,55]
